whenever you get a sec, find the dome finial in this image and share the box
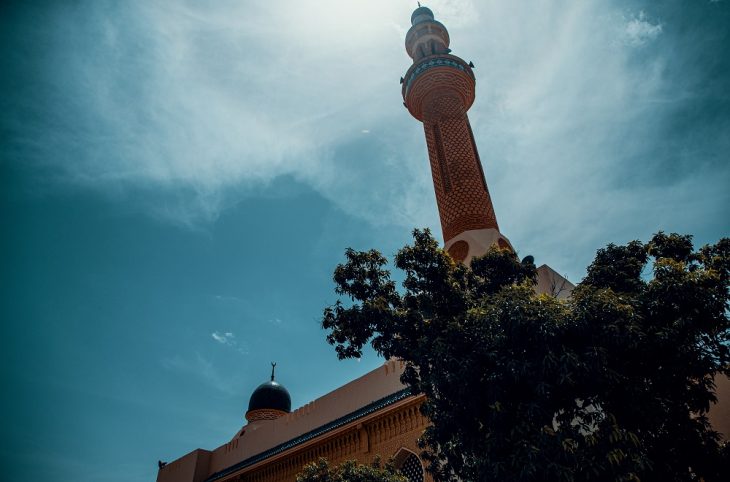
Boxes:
[270,362,276,381]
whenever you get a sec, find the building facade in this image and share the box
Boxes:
[158,360,428,482]
[157,8,506,481]
[151,6,724,482]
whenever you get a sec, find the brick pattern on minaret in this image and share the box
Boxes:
[403,7,499,245]
[423,93,499,241]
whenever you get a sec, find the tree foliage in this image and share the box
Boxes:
[295,457,407,482]
[322,229,730,481]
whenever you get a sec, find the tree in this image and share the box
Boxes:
[296,457,407,482]
[322,229,730,482]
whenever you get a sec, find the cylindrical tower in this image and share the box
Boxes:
[403,6,512,264]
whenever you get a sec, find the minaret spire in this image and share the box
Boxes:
[402,5,513,263]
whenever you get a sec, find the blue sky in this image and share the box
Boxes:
[1,1,728,481]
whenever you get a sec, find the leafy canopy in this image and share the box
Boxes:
[296,457,407,482]
[322,229,730,482]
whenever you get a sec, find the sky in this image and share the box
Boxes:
[1,0,728,481]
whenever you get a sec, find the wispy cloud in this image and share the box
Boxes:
[211,331,234,345]
[623,11,663,46]
[211,331,249,355]
[212,294,246,303]
[3,0,728,278]
[161,353,236,394]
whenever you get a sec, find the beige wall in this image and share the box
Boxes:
[157,449,211,482]
[206,360,408,476]
[159,355,730,482]
[158,360,413,482]
[535,264,574,299]
[709,374,730,440]
[221,396,432,482]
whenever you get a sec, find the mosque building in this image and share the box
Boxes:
[156,5,729,482]
[156,6,572,482]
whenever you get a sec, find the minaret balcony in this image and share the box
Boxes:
[402,54,476,122]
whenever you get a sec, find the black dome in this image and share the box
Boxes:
[247,379,291,413]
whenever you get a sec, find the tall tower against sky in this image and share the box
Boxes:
[402,6,512,264]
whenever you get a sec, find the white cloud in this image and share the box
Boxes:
[211,331,234,345]
[623,11,663,46]
[211,331,249,354]
[429,0,480,27]
[15,0,727,280]
[213,294,246,303]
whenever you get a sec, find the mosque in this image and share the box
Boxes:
[156,6,728,482]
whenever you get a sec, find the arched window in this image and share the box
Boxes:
[398,453,424,482]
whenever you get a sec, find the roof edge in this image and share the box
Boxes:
[205,387,415,481]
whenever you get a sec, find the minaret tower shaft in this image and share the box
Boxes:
[402,6,512,263]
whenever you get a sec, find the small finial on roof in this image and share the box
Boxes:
[270,362,277,381]
[418,2,421,6]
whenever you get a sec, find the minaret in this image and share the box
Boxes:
[402,6,513,264]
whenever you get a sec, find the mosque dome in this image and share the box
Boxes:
[245,363,291,422]
[248,380,291,412]
[411,6,434,25]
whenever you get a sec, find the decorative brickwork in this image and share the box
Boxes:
[246,409,287,422]
[404,70,498,244]
[419,93,499,243]
[403,62,475,122]
[447,240,469,263]
[432,124,452,193]
[216,397,432,482]
[399,453,424,482]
